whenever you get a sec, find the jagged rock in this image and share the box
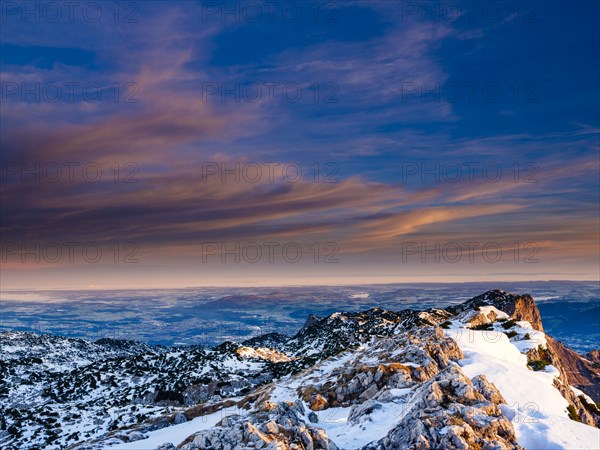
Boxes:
[127,431,146,442]
[348,399,383,424]
[364,365,523,450]
[297,326,464,413]
[448,290,544,331]
[190,400,337,450]
[303,314,323,329]
[156,444,177,450]
[306,393,328,411]
[179,444,200,450]
[472,374,506,405]
[548,335,600,402]
[544,336,600,427]
[262,420,279,434]
[466,308,507,328]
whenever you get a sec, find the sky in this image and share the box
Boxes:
[0,0,599,289]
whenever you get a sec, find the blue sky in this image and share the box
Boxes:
[0,1,598,288]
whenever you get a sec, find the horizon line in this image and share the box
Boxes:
[1,279,598,293]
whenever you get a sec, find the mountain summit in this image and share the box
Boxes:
[1,291,599,449]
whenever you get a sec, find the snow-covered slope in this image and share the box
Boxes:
[1,290,599,450]
[445,311,599,449]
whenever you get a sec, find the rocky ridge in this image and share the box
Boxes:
[1,290,598,449]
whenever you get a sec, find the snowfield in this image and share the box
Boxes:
[107,411,224,450]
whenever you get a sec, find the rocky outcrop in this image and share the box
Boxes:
[303,314,323,330]
[588,350,600,364]
[365,365,522,450]
[450,290,599,427]
[548,337,600,402]
[298,327,464,410]
[185,400,338,450]
[544,335,600,427]
[448,290,544,331]
[450,290,600,428]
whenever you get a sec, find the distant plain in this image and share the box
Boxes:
[1,281,598,353]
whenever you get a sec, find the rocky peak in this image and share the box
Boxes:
[303,314,323,330]
[448,289,544,331]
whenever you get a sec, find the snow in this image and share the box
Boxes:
[478,305,510,320]
[446,325,600,450]
[218,356,262,371]
[107,409,227,449]
[330,312,347,320]
[304,400,408,449]
[399,361,420,368]
[572,386,596,406]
